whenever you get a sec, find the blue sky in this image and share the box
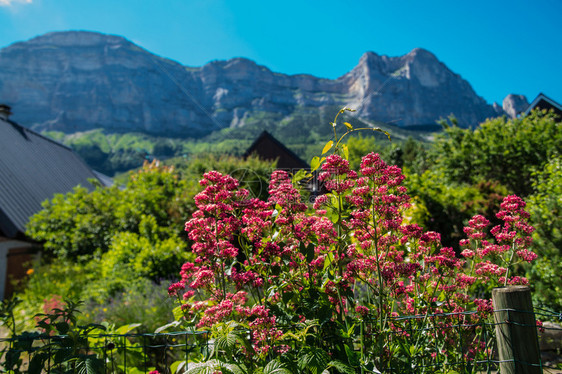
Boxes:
[1,0,561,105]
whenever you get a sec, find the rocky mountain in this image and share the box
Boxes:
[0,31,505,137]
[501,94,529,118]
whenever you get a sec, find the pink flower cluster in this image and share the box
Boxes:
[170,151,538,364]
[460,195,537,285]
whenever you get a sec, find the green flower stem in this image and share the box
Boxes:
[503,241,517,287]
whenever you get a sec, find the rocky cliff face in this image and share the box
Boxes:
[341,49,500,126]
[0,31,503,136]
[502,94,529,118]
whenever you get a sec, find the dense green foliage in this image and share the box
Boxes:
[400,110,561,253]
[526,156,562,309]
[26,161,195,260]
[45,130,188,175]
[18,155,275,331]
[405,171,509,249]
[430,110,561,196]
[0,298,152,374]
[44,106,434,176]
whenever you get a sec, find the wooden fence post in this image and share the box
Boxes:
[492,286,542,374]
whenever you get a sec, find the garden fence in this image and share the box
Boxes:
[1,308,561,373]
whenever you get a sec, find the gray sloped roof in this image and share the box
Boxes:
[0,117,102,238]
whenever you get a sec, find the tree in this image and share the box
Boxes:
[26,160,194,260]
[430,109,561,196]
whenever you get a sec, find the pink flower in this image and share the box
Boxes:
[355,305,369,316]
[501,276,529,285]
[167,282,185,297]
[537,320,545,333]
[516,249,538,262]
[321,154,350,176]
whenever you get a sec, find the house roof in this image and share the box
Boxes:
[243,131,309,170]
[0,115,104,238]
[525,93,562,118]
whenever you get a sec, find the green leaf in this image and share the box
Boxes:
[263,359,292,374]
[344,122,353,131]
[55,321,69,335]
[155,320,181,333]
[344,344,360,367]
[282,290,294,304]
[28,353,48,374]
[115,323,141,335]
[299,242,315,262]
[321,140,334,155]
[298,347,330,374]
[172,305,184,321]
[292,168,310,184]
[171,360,186,374]
[373,127,391,141]
[327,360,356,374]
[342,144,349,161]
[125,368,145,374]
[311,156,320,172]
[76,356,104,374]
[185,359,244,374]
[54,347,72,364]
[323,252,335,272]
[17,331,41,350]
[36,320,50,330]
[311,156,326,172]
[329,209,339,224]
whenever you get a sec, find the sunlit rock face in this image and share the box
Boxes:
[502,94,529,118]
[1,31,501,137]
[341,48,500,127]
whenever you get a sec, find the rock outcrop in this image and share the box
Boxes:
[0,31,504,136]
[502,94,529,118]
[341,49,500,126]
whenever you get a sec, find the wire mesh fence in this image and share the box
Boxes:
[1,308,561,373]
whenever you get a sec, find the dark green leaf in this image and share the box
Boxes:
[327,360,356,374]
[263,359,292,374]
[76,356,105,374]
[54,347,72,364]
[299,242,315,262]
[298,347,330,374]
[344,344,360,367]
[28,353,48,374]
[55,321,69,335]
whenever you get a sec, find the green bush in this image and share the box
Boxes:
[26,161,194,261]
[526,156,562,310]
[430,109,561,196]
[405,169,509,249]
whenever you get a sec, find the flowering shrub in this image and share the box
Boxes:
[170,109,537,373]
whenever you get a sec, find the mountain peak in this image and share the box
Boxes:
[22,30,130,47]
[406,47,438,60]
[360,51,381,60]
